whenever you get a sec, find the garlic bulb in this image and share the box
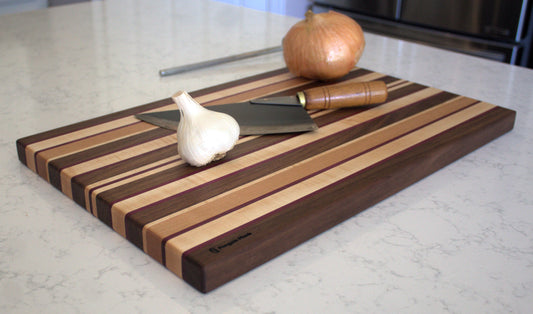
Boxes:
[172,91,240,167]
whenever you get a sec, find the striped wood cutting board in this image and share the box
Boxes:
[16,68,516,293]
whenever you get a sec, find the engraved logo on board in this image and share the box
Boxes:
[209,232,252,254]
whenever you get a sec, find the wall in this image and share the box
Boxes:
[213,0,311,17]
[0,0,47,15]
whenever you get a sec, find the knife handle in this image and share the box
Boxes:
[302,81,388,110]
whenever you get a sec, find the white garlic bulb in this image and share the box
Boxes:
[172,91,240,167]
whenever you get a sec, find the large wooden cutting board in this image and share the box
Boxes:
[16,68,516,293]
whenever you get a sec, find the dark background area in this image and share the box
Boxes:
[312,0,533,69]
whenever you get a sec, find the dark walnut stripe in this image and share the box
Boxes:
[125,86,455,250]
[181,106,516,293]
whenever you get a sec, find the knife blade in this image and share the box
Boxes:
[135,102,318,135]
[135,80,388,135]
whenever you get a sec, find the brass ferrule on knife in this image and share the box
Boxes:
[296,91,306,107]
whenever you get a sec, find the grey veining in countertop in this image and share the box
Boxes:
[1,0,532,313]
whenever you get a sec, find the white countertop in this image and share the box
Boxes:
[1,0,532,312]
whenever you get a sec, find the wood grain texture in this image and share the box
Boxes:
[303,80,388,109]
[16,67,516,293]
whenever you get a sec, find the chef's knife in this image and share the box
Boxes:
[135,80,388,135]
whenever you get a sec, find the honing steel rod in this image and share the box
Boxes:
[159,46,283,77]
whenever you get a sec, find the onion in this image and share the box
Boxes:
[282,10,365,81]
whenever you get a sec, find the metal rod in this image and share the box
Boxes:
[159,46,283,77]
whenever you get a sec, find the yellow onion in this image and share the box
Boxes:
[282,10,365,80]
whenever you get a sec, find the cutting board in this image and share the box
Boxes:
[16,68,516,293]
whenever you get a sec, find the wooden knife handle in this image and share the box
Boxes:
[302,81,388,110]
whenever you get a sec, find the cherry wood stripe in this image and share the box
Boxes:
[24,117,144,173]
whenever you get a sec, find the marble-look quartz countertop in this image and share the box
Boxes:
[1,0,532,312]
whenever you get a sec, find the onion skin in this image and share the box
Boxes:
[282,10,365,81]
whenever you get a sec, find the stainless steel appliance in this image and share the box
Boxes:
[312,0,533,67]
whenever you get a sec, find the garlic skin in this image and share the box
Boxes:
[172,91,240,167]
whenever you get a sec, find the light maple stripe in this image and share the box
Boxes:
[142,96,478,261]
[387,79,408,89]
[165,101,496,278]
[196,72,298,103]
[110,86,441,237]
[59,134,177,198]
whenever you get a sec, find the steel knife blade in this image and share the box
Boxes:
[135,102,318,136]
